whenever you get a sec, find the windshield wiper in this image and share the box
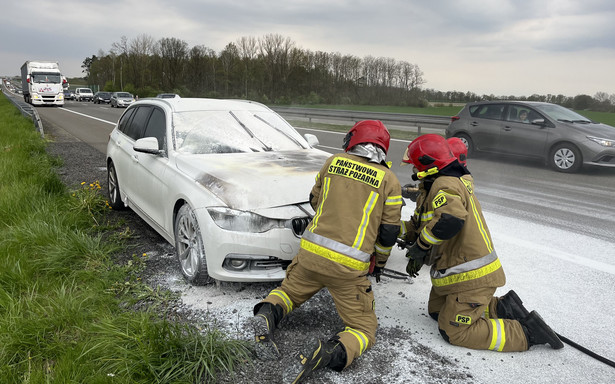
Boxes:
[572,120,591,124]
[557,119,574,123]
[229,111,272,151]
[254,115,307,149]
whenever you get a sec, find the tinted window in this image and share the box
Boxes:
[118,108,137,134]
[469,104,505,120]
[143,108,166,150]
[124,106,153,140]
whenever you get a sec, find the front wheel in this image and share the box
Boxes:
[549,143,582,173]
[107,161,125,210]
[174,204,213,285]
[456,133,475,158]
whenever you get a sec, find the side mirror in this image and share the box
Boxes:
[134,137,162,155]
[304,133,319,147]
[531,118,546,126]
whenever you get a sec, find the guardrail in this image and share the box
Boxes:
[1,87,44,137]
[271,106,451,134]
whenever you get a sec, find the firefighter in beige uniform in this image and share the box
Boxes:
[400,134,563,352]
[251,120,402,382]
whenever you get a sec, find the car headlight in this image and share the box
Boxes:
[587,136,614,147]
[207,207,283,233]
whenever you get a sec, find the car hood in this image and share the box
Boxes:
[175,149,329,210]
[561,121,615,138]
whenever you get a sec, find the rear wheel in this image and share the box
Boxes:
[107,161,125,210]
[174,204,213,285]
[549,143,582,173]
[456,134,474,157]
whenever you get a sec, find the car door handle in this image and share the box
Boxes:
[470,122,478,126]
[132,154,139,163]
[503,126,512,131]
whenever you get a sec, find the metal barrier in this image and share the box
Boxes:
[1,88,45,137]
[271,106,450,134]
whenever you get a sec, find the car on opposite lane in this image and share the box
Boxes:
[110,92,135,108]
[106,97,327,285]
[446,101,615,173]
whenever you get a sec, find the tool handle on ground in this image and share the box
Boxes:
[556,332,615,368]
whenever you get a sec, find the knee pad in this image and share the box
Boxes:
[438,328,450,344]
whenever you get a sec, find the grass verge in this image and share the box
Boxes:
[0,95,251,383]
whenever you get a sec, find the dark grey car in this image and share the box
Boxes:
[446,101,615,173]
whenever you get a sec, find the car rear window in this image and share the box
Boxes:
[469,104,505,120]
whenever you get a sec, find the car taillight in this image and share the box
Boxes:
[451,116,460,122]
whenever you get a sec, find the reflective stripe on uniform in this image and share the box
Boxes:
[430,252,501,287]
[340,326,369,355]
[353,191,379,250]
[309,177,330,232]
[300,237,370,271]
[420,225,443,245]
[468,194,493,252]
[489,318,506,352]
[374,242,392,256]
[385,195,403,206]
[414,207,434,222]
[270,289,294,313]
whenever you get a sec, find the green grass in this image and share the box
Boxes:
[0,94,251,383]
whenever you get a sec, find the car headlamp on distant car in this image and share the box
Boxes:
[587,136,614,147]
[207,207,283,233]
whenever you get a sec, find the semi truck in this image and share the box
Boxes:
[20,61,66,106]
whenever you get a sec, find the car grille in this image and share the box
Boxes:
[291,217,310,237]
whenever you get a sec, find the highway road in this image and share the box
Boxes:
[36,100,615,244]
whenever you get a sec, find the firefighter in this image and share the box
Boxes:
[399,134,563,352]
[250,120,403,382]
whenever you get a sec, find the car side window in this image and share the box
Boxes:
[143,108,166,150]
[124,106,153,141]
[470,104,504,120]
[118,108,136,134]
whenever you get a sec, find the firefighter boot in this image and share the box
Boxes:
[251,302,284,360]
[497,290,530,320]
[520,310,564,349]
[285,338,347,383]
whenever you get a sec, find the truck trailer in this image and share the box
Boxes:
[21,61,66,106]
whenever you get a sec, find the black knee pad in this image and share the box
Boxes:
[328,341,347,372]
[429,312,439,321]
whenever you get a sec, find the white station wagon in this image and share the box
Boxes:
[106,98,328,284]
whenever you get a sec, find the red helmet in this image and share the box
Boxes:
[343,120,390,154]
[447,137,468,166]
[402,134,456,172]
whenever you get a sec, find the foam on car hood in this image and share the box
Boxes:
[175,150,329,210]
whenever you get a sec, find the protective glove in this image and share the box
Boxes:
[401,184,420,202]
[405,241,429,277]
[371,265,384,283]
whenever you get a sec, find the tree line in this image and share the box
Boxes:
[84,33,425,107]
[83,34,614,112]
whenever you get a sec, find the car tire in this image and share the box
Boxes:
[456,134,474,158]
[549,143,582,173]
[107,161,125,210]
[174,204,213,285]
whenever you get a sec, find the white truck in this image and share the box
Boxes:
[21,61,66,106]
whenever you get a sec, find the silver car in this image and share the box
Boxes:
[446,101,615,172]
[110,92,135,108]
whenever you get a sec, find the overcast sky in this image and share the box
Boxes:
[2,0,614,97]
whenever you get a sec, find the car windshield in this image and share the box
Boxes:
[31,72,62,84]
[173,109,308,154]
[100,92,111,97]
[117,92,132,98]
[534,104,591,123]
[80,88,93,93]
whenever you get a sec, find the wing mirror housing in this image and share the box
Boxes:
[304,133,319,148]
[134,137,163,155]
